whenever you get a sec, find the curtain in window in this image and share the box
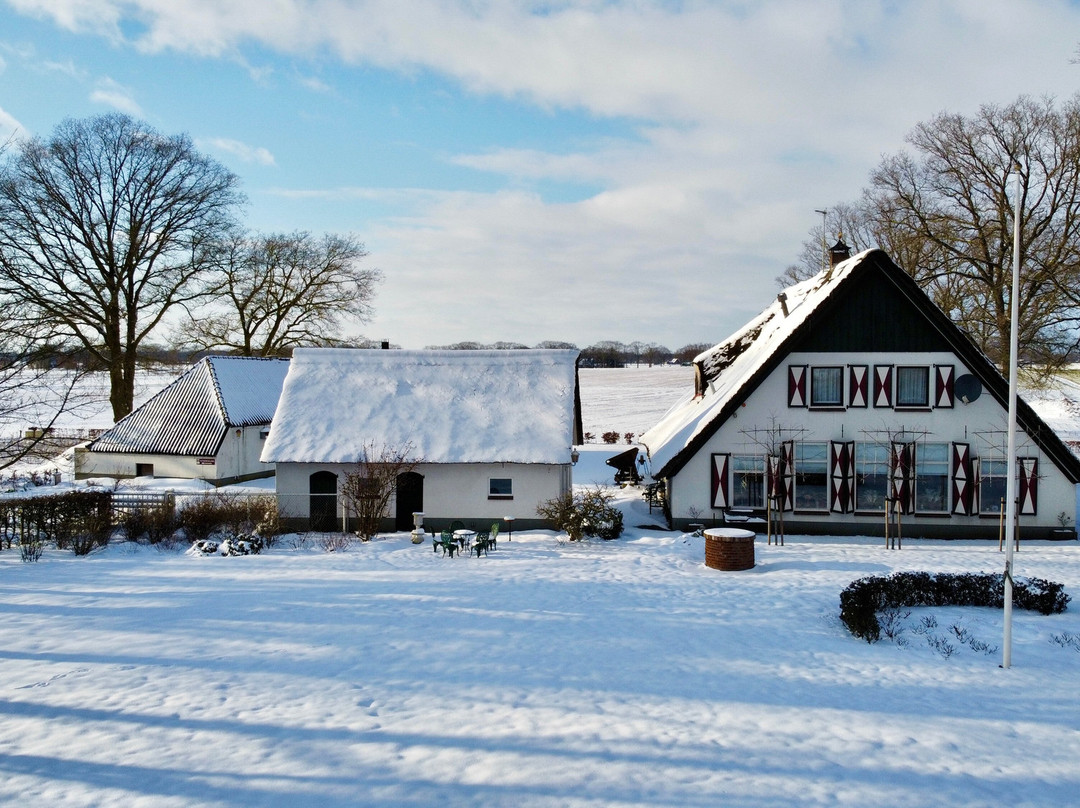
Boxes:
[896,367,929,407]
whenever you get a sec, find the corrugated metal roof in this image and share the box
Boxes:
[88,357,290,456]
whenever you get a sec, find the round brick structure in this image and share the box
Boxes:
[703,527,756,571]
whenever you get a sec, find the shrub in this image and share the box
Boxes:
[177,493,281,545]
[19,537,43,562]
[601,431,620,444]
[839,571,1070,643]
[121,504,177,544]
[536,486,624,541]
[190,534,265,556]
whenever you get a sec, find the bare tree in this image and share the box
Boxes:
[341,442,422,541]
[178,231,380,357]
[0,113,242,421]
[794,96,1080,371]
[0,301,93,472]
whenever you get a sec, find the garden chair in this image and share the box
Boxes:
[489,522,499,550]
[449,520,465,532]
[439,529,457,557]
[473,531,491,557]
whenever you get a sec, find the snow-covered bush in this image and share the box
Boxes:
[189,533,264,557]
[536,487,624,541]
[840,571,1070,643]
[177,493,281,546]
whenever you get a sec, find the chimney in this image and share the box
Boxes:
[777,291,789,316]
[828,232,851,268]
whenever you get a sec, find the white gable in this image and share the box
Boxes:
[262,348,579,465]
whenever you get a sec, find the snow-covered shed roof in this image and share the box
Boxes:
[261,348,581,465]
[640,249,1080,482]
[88,356,290,456]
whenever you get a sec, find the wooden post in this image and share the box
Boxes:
[897,502,902,550]
[885,498,902,550]
[998,497,1006,551]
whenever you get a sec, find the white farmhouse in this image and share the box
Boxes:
[641,247,1080,539]
[261,348,582,532]
[74,356,290,484]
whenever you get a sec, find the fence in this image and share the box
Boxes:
[110,491,175,520]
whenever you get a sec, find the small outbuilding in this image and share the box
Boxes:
[261,348,582,532]
[75,356,290,485]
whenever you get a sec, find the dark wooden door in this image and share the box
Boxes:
[309,471,338,532]
[395,471,424,531]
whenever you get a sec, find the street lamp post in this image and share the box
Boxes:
[1003,164,1022,669]
[814,209,828,272]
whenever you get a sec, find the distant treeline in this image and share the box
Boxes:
[13,339,716,371]
[425,340,715,368]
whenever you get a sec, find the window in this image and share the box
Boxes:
[915,442,949,512]
[980,458,1008,515]
[810,367,843,407]
[489,478,513,499]
[795,442,828,511]
[855,443,889,512]
[731,455,765,508]
[896,366,930,407]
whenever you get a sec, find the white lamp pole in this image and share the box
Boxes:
[1002,164,1022,669]
[815,209,828,272]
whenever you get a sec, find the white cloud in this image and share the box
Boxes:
[42,58,87,79]
[12,0,1080,349]
[204,137,277,166]
[0,105,26,143]
[89,76,143,115]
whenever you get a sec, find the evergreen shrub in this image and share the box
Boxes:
[840,571,1070,643]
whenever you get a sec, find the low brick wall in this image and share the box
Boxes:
[704,528,755,571]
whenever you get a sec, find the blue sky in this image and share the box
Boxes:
[2,0,1080,351]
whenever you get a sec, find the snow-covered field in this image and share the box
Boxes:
[3,364,1080,806]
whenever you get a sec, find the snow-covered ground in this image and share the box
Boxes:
[3,364,1080,806]
[3,491,1080,807]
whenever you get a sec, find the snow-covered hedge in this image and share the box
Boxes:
[840,571,1070,643]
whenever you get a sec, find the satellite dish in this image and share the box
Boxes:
[954,374,982,404]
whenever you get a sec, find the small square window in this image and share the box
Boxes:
[896,366,929,407]
[489,478,513,499]
[810,367,843,407]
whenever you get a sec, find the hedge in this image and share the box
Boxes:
[839,571,1070,643]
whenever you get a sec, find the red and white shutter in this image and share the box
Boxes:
[1018,457,1038,515]
[935,365,955,408]
[890,441,915,514]
[830,441,855,513]
[766,454,782,508]
[711,453,730,509]
[780,440,795,511]
[951,442,974,515]
[788,365,807,407]
[873,365,894,408]
[848,365,868,408]
[972,458,981,514]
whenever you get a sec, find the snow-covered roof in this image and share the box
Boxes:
[88,357,290,456]
[261,348,580,465]
[640,249,1080,482]
[641,252,869,476]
